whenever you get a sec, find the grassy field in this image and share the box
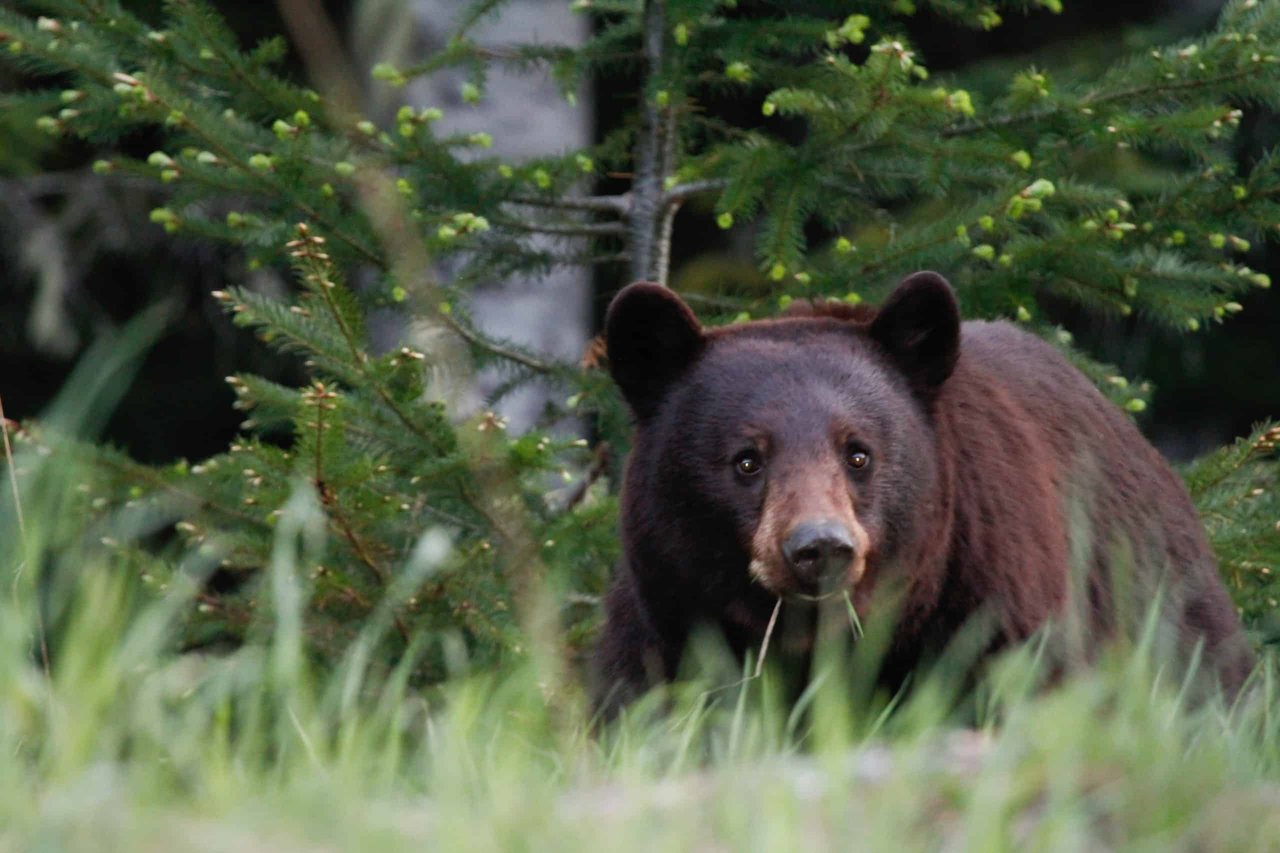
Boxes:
[3,433,1280,851]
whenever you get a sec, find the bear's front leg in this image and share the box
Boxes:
[590,562,681,720]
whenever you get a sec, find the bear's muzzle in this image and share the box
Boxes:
[783,519,857,593]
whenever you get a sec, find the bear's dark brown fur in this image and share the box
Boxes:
[593,272,1253,716]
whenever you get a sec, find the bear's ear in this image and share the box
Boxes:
[606,282,705,419]
[869,271,961,393]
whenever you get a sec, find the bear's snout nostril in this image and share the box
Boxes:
[782,520,856,589]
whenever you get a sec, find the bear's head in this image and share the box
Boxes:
[606,272,960,613]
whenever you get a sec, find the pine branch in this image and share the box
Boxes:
[129,75,385,267]
[438,312,559,374]
[943,68,1265,140]
[281,232,454,452]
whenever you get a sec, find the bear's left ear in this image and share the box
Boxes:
[606,282,706,420]
[869,271,961,393]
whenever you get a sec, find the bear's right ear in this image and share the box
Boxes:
[869,271,961,394]
[606,282,705,420]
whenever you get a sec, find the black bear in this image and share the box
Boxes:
[592,271,1253,716]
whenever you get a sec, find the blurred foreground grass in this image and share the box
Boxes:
[3,461,1279,850]
[2,366,1280,851]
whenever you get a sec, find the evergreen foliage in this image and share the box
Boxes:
[1186,422,1280,639]
[1,0,1278,680]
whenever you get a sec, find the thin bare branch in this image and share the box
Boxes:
[558,442,610,514]
[662,178,727,206]
[506,194,632,216]
[628,0,668,284]
[500,218,628,238]
[653,106,680,285]
[654,204,678,287]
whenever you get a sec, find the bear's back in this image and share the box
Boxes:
[954,319,1191,533]
[959,320,1122,437]
[939,319,1250,689]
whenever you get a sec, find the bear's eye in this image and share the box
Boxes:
[846,447,871,470]
[733,450,764,477]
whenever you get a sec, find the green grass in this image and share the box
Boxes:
[3,455,1280,852]
[3,368,1280,852]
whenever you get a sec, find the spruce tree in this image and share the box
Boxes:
[1,0,1277,679]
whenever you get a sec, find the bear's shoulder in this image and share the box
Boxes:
[955,319,1089,392]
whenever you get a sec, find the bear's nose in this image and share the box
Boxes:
[782,520,856,590]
